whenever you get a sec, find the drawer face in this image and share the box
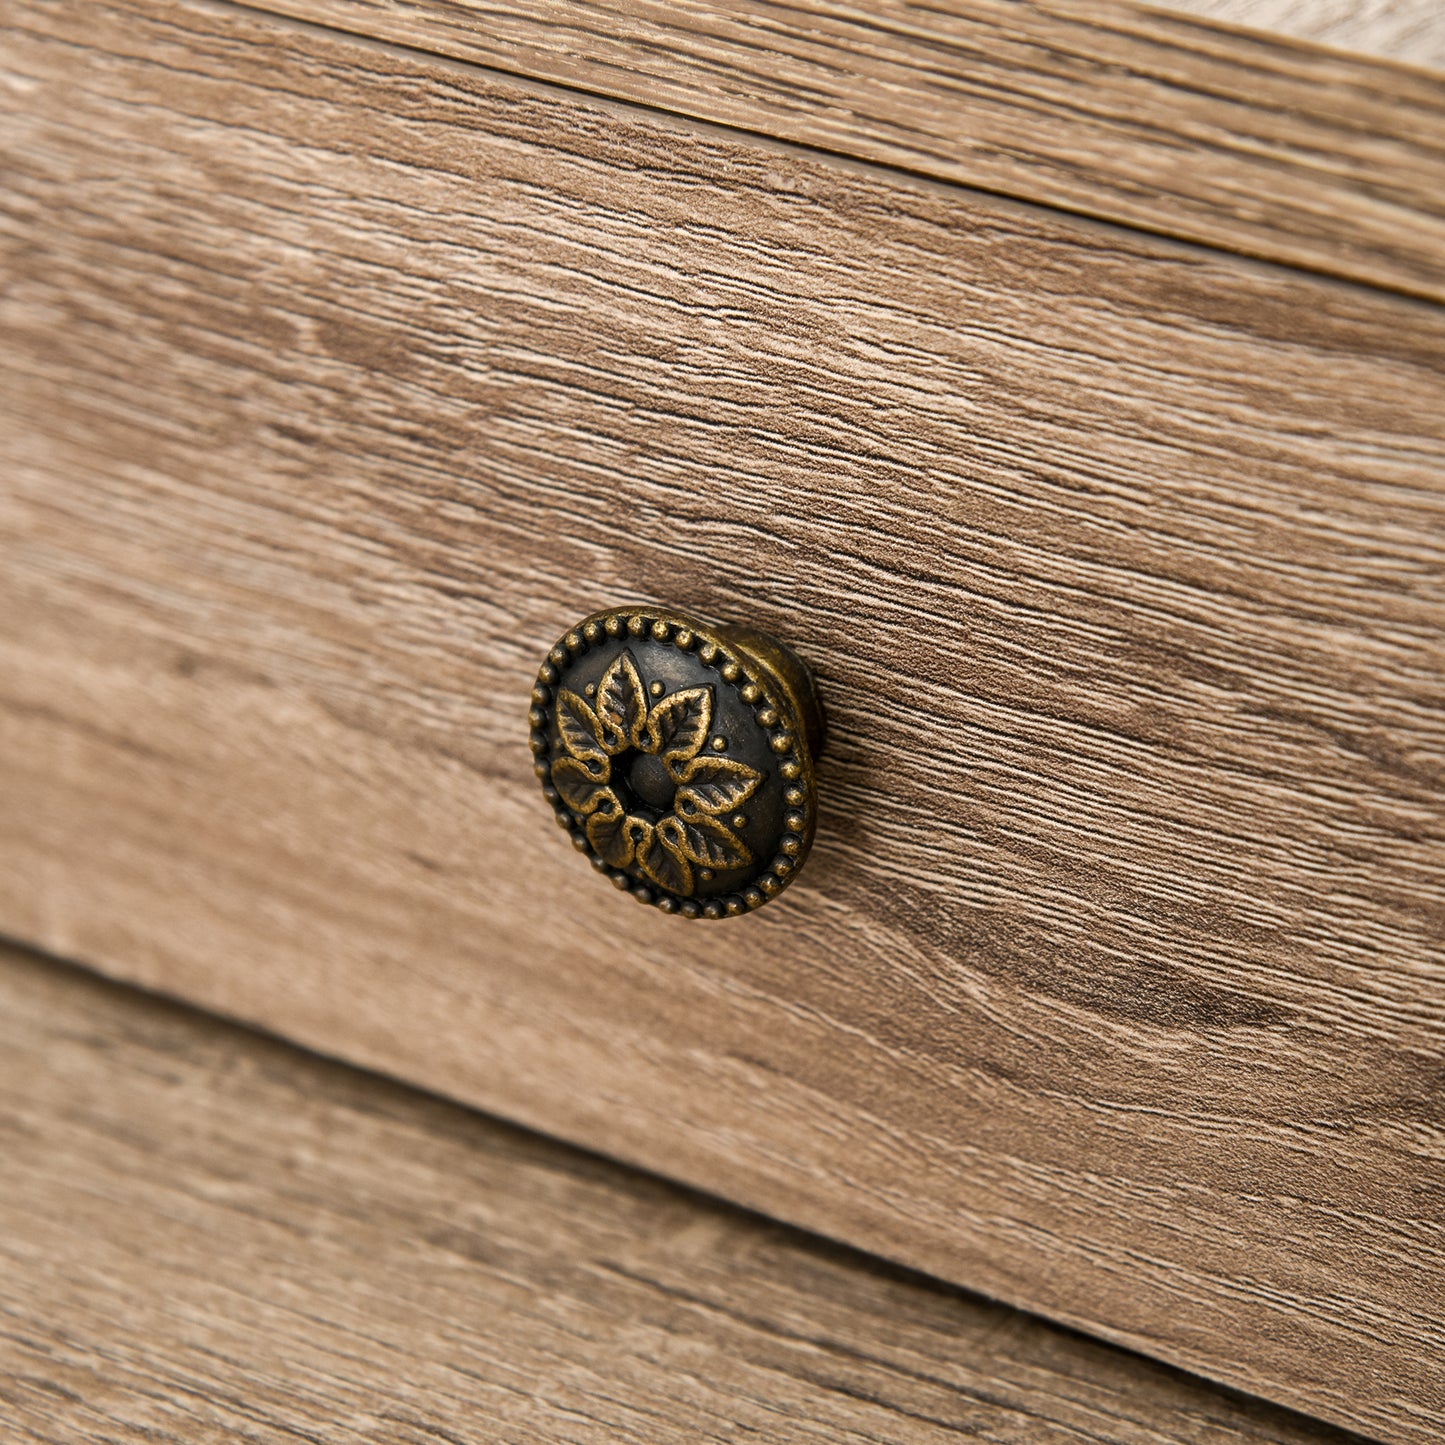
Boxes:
[0,941,1369,1445]
[2,3,1443,1439]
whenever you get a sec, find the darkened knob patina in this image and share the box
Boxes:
[529,607,825,918]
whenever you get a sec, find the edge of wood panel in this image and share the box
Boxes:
[1158,0,1445,70]
[228,0,1445,302]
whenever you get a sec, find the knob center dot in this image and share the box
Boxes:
[615,750,677,820]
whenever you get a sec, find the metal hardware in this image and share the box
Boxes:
[529,607,825,918]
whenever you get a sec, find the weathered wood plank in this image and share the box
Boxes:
[236,0,1445,300]
[0,942,1374,1445]
[1,2,1442,1439]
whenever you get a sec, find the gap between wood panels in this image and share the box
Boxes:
[218,0,1445,303]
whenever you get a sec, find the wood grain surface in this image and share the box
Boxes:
[0,942,1376,1445]
[2,1,1444,1440]
[1167,0,1445,69]
[235,0,1445,302]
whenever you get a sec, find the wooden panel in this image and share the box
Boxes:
[0,943,1373,1445]
[1166,0,1445,69]
[2,2,1444,1439]
[239,0,1445,301]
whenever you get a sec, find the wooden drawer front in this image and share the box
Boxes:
[2,3,1443,1439]
[1,942,1365,1445]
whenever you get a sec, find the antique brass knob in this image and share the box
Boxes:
[530,607,825,918]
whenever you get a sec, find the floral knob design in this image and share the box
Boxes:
[530,608,825,918]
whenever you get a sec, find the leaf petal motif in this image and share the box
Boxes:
[662,813,752,870]
[587,802,649,869]
[638,823,694,896]
[647,686,713,770]
[552,761,615,817]
[675,757,762,815]
[596,651,648,753]
[556,690,608,767]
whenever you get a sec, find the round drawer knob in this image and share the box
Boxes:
[530,607,825,918]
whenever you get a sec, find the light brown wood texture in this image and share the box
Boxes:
[1,942,1377,1445]
[237,0,1445,302]
[2,0,1444,1439]
[1166,0,1445,69]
